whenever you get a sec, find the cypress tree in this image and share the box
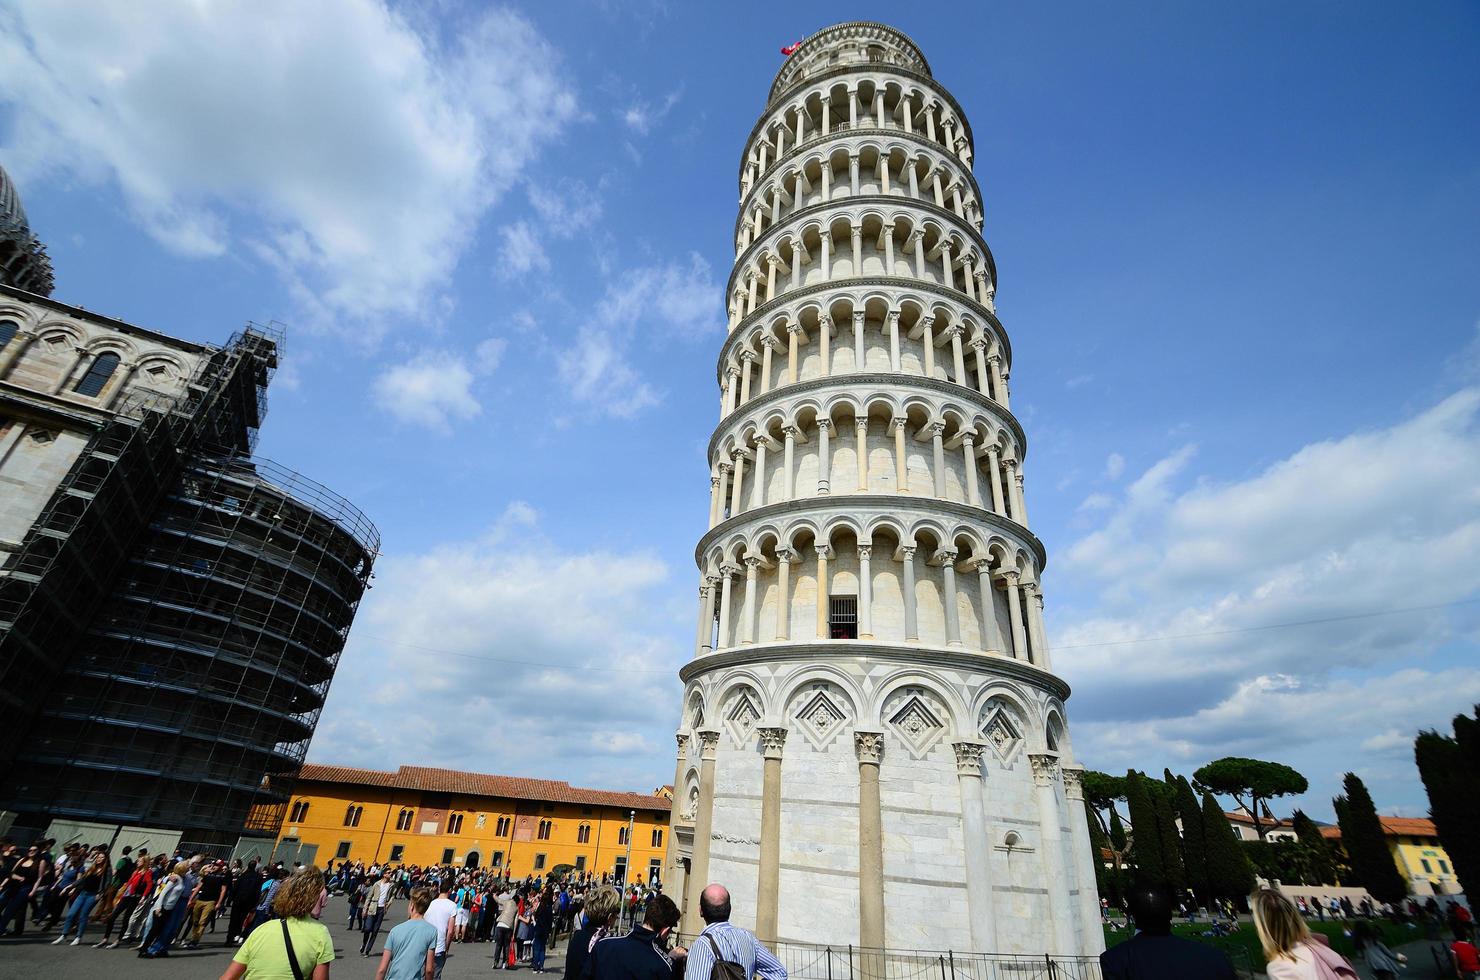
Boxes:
[1152,776,1186,892]
[1415,706,1480,898]
[1202,790,1255,900]
[1125,769,1164,884]
[1171,771,1211,901]
[1332,772,1407,904]
[1292,809,1335,885]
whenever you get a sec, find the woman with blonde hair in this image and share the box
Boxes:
[220,865,335,980]
[1252,889,1357,979]
[563,886,620,980]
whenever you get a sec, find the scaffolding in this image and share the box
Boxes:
[0,322,377,851]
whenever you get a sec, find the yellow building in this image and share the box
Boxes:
[273,764,671,884]
[1322,816,1461,896]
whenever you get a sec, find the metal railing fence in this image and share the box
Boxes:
[678,937,1103,980]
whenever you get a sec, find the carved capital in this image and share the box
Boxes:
[928,420,946,437]
[743,554,764,569]
[815,544,834,561]
[952,740,986,776]
[759,335,781,350]
[739,349,758,364]
[757,726,788,760]
[675,732,691,755]
[718,563,741,579]
[816,417,832,432]
[1062,764,1086,801]
[855,417,869,433]
[1029,752,1060,787]
[698,729,721,759]
[774,547,793,563]
[857,545,872,562]
[854,729,885,766]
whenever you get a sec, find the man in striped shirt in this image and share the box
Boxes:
[681,885,787,980]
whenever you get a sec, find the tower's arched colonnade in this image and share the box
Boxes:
[665,23,1103,958]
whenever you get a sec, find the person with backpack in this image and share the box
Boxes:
[681,884,786,980]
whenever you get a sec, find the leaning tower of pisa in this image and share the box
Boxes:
[666,23,1103,956]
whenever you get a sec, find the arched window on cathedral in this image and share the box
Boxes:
[0,320,17,353]
[73,351,120,397]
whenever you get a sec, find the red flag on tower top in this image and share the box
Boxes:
[781,40,802,56]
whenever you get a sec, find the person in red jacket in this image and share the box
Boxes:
[96,856,153,948]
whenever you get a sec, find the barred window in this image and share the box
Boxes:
[829,595,858,639]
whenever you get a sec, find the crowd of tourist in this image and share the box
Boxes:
[0,835,679,977]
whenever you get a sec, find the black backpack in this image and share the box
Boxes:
[703,934,747,980]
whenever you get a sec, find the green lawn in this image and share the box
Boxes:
[1103,917,1425,971]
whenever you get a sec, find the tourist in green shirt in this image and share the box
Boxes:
[220,865,335,980]
[377,887,438,980]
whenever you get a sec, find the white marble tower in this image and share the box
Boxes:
[665,22,1103,956]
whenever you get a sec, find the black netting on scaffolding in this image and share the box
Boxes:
[0,322,377,845]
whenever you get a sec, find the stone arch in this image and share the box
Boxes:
[717,674,769,745]
[778,666,860,751]
[873,672,963,760]
[686,689,707,730]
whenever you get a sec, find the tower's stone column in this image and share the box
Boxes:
[855,729,886,949]
[1030,752,1078,953]
[755,726,787,942]
[952,739,997,951]
[683,729,720,935]
[664,732,689,885]
[1062,765,1107,954]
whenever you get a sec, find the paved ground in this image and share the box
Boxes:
[0,895,571,980]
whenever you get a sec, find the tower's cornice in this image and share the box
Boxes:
[733,127,984,243]
[726,195,996,302]
[705,372,1028,465]
[695,492,1046,572]
[680,640,1072,703]
[720,276,1011,372]
[768,22,932,103]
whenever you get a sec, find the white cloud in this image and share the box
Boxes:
[310,504,678,785]
[623,89,682,136]
[556,331,661,418]
[1104,452,1125,480]
[372,350,483,431]
[1055,388,1480,814]
[602,253,723,337]
[494,221,550,278]
[527,179,604,238]
[474,337,508,373]
[0,1,577,324]
[551,253,720,419]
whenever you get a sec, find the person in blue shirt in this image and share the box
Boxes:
[1099,882,1236,980]
[377,887,438,980]
[681,884,787,980]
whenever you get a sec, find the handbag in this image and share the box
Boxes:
[280,919,307,980]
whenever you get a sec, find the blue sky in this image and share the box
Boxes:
[2,1,1477,821]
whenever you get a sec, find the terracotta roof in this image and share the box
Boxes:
[297,763,671,812]
[1224,810,1296,829]
[1320,816,1437,839]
